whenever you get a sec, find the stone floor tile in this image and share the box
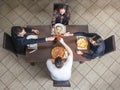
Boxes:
[86,70,100,85]
[0,4,11,16]
[99,55,115,68]
[71,69,83,85]
[28,17,41,25]
[4,0,19,9]
[116,56,120,64]
[111,10,120,24]
[106,86,114,90]
[86,59,99,68]
[35,70,50,85]
[89,17,102,30]
[0,71,16,86]
[110,0,120,9]
[74,4,86,16]
[102,70,117,84]
[17,70,33,86]
[43,80,57,90]
[9,62,24,77]
[17,57,30,69]
[96,11,109,23]
[26,64,41,77]
[20,0,37,9]
[110,48,120,60]
[21,11,34,23]
[78,78,92,90]
[74,17,88,25]
[94,78,109,90]
[0,17,12,30]
[113,24,120,37]
[8,79,24,90]
[13,17,27,26]
[81,11,94,23]
[0,80,6,90]
[111,77,120,90]
[1,55,17,69]
[26,79,41,90]
[6,11,19,23]
[13,5,27,16]
[61,81,75,90]
[29,4,42,15]
[95,0,111,9]
[80,0,94,9]
[103,4,116,16]
[38,0,50,9]
[109,62,120,76]
[93,61,107,76]
[88,4,101,16]
[104,18,118,29]
[0,63,7,77]
[0,47,9,61]
[90,86,97,90]
[68,0,80,9]
[70,10,80,23]
[76,63,92,76]
[36,11,50,23]
[97,24,112,37]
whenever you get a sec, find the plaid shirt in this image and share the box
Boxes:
[51,10,71,26]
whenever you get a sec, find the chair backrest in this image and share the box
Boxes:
[54,3,69,11]
[3,32,17,56]
[53,80,71,87]
[104,35,116,54]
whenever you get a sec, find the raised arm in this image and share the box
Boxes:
[59,38,73,57]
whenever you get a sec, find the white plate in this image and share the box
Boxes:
[51,23,66,35]
[26,35,38,49]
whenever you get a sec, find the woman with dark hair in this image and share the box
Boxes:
[51,4,71,26]
[64,32,105,59]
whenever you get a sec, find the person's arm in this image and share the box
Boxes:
[74,32,98,37]
[21,36,55,45]
[59,38,73,57]
[82,42,105,59]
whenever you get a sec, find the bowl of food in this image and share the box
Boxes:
[51,46,67,60]
[76,36,88,50]
[52,23,66,35]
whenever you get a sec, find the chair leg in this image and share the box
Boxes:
[79,61,84,64]
[30,62,35,66]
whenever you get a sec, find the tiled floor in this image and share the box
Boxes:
[0,0,120,90]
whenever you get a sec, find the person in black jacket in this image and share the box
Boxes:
[64,32,105,59]
[11,26,55,55]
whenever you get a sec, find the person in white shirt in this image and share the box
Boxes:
[46,38,73,81]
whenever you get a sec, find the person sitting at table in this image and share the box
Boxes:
[51,4,70,26]
[64,32,105,59]
[46,38,73,81]
[11,26,55,55]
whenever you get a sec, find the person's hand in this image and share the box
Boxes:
[59,38,64,44]
[64,32,73,37]
[76,50,83,55]
[32,29,40,34]
[46,37,55,41]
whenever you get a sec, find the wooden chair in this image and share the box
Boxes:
[53,80,71,87]
[104,35,116,54]
[54,3,69,11]
[3,32,17,56]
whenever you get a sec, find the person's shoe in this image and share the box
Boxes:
[79,61,84,64]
